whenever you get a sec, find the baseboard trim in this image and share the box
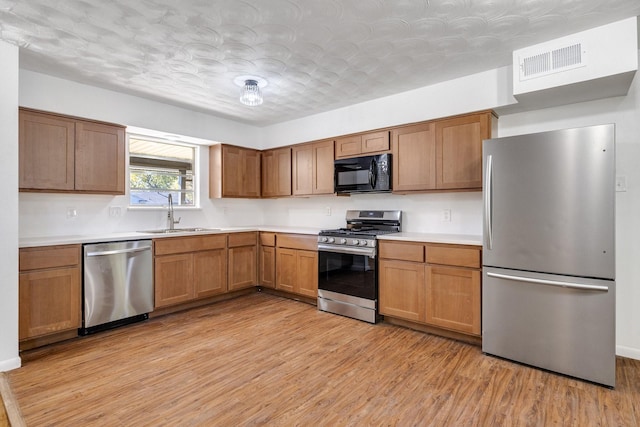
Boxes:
[0,357,21,373]
[616,345,640,361]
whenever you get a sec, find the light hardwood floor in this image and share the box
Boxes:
[8,292,640,426]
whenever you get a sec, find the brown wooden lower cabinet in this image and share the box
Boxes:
[228,245,257,291]
[154,253,194,308]
[259,246,276,288]
[378,259,426,323]
[228,232,258,291]
[425,266,481,335]
[275,233,318,298]
[194,249,227,298]
[153,234,228,309]
[379,241,482,336]
[18,245,82,341]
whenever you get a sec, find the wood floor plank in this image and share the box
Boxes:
[7,293,640,426]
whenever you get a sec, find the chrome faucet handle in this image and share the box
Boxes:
[175,217,181,224]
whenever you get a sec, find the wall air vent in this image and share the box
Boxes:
[519,43,586,81]
[509,17,637,112]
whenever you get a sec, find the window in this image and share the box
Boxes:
[129,136,196,207]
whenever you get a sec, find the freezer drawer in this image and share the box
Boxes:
[482,267,615,387]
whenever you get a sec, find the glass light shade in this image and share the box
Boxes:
[240,79,263,106]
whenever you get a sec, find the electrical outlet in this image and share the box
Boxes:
[66,207,78,219]
[442,209,451,222]
[616,176,627,192]
[109,206,122,217]
[325,206,332,216]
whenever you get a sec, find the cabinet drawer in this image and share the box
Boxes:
[426,244,481,268]
[277,234,317,251]
[20,245,81,271]
[335,135,362,158]
[228,232,257,248]
[154,234,227,256]
[361,131,390,153]
[379,241,424,263]
[259,232,276,247]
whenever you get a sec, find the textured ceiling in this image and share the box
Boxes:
[1,0,640,126]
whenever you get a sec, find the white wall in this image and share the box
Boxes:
[0,41,21,371]
[262,66,515,148]
[19,70,263,149]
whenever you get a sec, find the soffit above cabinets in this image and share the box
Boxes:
[2,1,640,126]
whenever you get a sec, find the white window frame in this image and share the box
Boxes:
[127,134,200,209]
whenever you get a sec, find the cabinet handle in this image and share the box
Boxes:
[484,154,493,250]
[86,246,151,257]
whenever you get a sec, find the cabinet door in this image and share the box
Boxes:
[19,267,81,340]
[312,140,335,194]
[379,259,426,322]
[228,245,257,291]
[361,131,390,154]
[19,110,75,191]
[262,147,291,197]
[75,120,125,194]
[242,148,261,198]
[292,144,313,195]
[194,249,227,298]
[154,254,194,308]
[275,248,297,293]
[392,123,436,192]
[296,250,318,298]
[221,145,243,197]
[335,135,362,158]
[259,246,276,288]
[261,150,276,197]
[425,266,481,335]
[435,113,491,190]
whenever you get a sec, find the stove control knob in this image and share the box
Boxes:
[360,240,369,246]
[320,237,328,243]
[340,238,347,244]
[328,237,335,243]
[353,240,360,246]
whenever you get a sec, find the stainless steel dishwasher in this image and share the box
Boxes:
[81,240,153,334]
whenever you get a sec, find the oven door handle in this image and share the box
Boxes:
[318,244,376,258]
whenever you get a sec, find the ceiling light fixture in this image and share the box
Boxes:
[234,76,268,107]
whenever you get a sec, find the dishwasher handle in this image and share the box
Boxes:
[85,246,152,257]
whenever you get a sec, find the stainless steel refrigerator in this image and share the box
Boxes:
[482,124,616,387]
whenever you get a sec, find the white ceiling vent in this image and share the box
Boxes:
[511,17,637,110]
[519,43,586,81]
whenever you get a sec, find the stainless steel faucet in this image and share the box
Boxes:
[167,194,181,230]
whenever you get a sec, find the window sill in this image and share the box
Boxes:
[127,205,202,211]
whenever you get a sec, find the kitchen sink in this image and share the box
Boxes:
[138,227,221,234]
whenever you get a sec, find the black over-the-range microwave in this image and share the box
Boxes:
[334,153,392,194]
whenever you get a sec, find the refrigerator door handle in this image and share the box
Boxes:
[484,154,493,250]
[487,272,609,292]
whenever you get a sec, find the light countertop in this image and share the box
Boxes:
[19,226,324,248]
[377,232,482,246]
[19,227,482,248]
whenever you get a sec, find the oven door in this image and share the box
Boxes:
[318,250,377,301]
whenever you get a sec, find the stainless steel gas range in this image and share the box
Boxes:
[317,210,402,323]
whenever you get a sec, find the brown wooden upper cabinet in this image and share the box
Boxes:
[209,144,261,198]
[261,146,292,198]
[19,108,125,194]
[435,112,494,190]
[392,111,495,193]
[335,130,390,159]
[392,122,437,192]
[291,139,334,196]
